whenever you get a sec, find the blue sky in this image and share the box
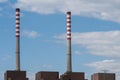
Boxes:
[1,0,120,80]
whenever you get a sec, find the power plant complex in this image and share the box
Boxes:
[4,8,116,80]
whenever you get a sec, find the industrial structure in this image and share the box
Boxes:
[4,8,116,80]
[4,8,28,80]
[36,71,59,80]
[35,11,85,80]
[59,11,85,80]
[91,73,115,80]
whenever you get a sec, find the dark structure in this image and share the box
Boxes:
[91,73,115,80]
[4,8,28,80]
[60,72,84,80]
[36,71,59,80]
[4,71,28,80]
[59,12,85,80]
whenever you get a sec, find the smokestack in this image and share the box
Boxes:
[66,11,72,72]
[15,8,20,71]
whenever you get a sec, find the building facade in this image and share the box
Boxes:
[91,73,115,80]
[36,71,59,80]
[4,70,28,80]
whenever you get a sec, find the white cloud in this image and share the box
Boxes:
[42,64,52,68]
[0,0,7,14]
[55,31,120,58]
[74,50,83,55]
[15,0,120,22]
[86,59,120,80]
[22,30,40,38]
[0,8,2,11]
[0,54,12,64]
[0,0,7,3]
[86,59,120,72]
[1,55,11,61]
[27,72,35,80]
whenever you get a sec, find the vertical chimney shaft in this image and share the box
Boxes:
[66,11,72,72]
[15,8,20,71]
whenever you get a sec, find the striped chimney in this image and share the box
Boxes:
[15,8,20,71]
[66,11,72,72]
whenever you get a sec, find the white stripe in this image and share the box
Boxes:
[67,32,71,34]
[16,25,19,27]
[67,36,71,38]
[16,29,19,32]
[16,26,19,28]
[16,33,20,35]
[16,16,20,18]
[67,19,70,22]
[67,29,71,31]
[67,27,71,30]
[67,23,71,26]
[67,15,70,18]
[16,20,19,23]
[16,12,19,14]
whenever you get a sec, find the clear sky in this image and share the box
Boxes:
[0,0,120,80]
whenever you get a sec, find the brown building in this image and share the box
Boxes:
[36,71,59,80]
[91,73,115,80]
[60,72,85,80]
[4,70,28,80]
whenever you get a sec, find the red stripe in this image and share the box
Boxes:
[67,33,71,35]
[67,38,71,40]
[16,14,20,16]
[16,31,20,33]
[16,27,20,29]
[67,17,71,19]
[67,26,71,28]
[16,35,20,37]
[67,29,71,31]
[67,12,71,14]
[16,18,20,20]
[67,21,71,23]
[16,22,20,25]
[16,8,20,12]
[67,26,71,27]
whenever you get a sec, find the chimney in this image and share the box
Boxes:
[66,11,72,72]
[15,8,20,71]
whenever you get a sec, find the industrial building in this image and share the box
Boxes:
[60,72,84,80]
[4,71,28,80]
[4,8,116,80]
[35,11,85,80]
[91,73,115,80]
[4,8,28,80]
[36,71,59,80]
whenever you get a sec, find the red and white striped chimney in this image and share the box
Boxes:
[66,11,72,72]
[16,8,20,38]
[67,12,71,40]
[15,8,20,71]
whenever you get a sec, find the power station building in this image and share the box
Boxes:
[91,73,116,80]
[36,71,59,80]
[4,71,28,80]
